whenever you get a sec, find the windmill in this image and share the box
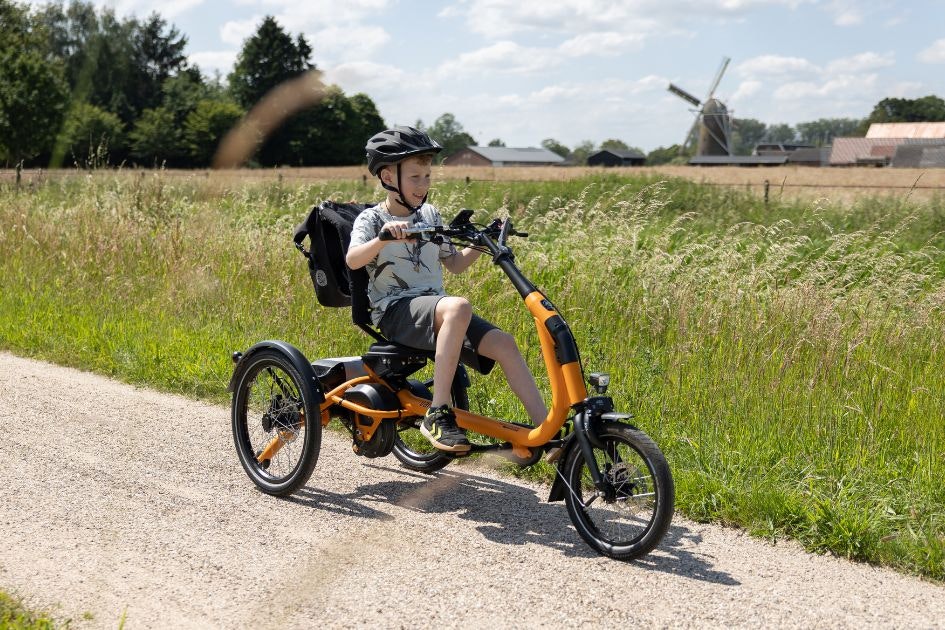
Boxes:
[668,56,732,156]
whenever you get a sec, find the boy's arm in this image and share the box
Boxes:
[442,246,484,274]
[346,219,412,270]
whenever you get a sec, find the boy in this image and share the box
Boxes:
[346,126,547,453]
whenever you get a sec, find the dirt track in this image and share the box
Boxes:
[1,352,942,629]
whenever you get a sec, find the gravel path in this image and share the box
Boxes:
[1,352,942,629]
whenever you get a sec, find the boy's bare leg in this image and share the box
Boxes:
[431,297,472,408]
[477,329,548,425]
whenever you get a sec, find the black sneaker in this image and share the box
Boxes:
[420,405,471,453]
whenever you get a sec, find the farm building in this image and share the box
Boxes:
[443,146,565,167]
[753,143,815,155]
[587,149,646,167]
[829,137,945,167]
[829,122,945,167]
[865,122,945,139]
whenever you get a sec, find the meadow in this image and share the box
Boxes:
[1,167,943,580]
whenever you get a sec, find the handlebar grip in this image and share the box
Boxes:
[380,229,422,241]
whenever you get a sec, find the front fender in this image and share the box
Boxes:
[547,434,577,503]
[227,340,325,404]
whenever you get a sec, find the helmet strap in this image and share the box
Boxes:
[379,163,427,214]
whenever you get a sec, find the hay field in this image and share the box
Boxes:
[4,164,943,202]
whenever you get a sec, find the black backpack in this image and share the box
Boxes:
[293,200,377,308]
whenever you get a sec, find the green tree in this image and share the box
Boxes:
[541,138,569,158]
[646,144,688,165]
[161,67,215,124]
[228,16,313,110]
[33,1,188,125]
[731,117,767,154]
[487,138,505,147]
[184,99,243,166]
[348,92,386,154]
[865,95,945,124]
[0,0,69,165]
[129,12,188,114]
[764,123,796,144]
[59,102,124,167]
[295,86,358,166]
[228,15,314,165]
[599,138,629,151]
[795,117,864,145]
[427,113,476,160]
[568,140,595,165]
[129,106,182,165]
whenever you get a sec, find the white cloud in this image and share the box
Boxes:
[774,73,877,100]
[306,25,390,64]
[731,79,763,101]
[825,51,893,73]
[436,41,559,78]
[221,17,262,47]
[443,0,811,39]
[737,55,819,78]
[233,0,389,22]
[322,61,407,94]
[824,0,863,26]
[188,50,238,75]
[918,39,945,64]
[87,0,203,18]
[558,31,646,57]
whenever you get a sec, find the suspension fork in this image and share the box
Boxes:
[573,410,616,502]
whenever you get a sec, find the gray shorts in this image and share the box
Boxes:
[378,295,498,375]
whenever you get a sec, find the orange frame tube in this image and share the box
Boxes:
[314,290,588,451]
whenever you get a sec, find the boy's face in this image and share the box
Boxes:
[383,155,432,208]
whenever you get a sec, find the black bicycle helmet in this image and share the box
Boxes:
[365,126,442,213]
[366,126,442,176]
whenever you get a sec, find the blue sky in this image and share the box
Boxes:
[39,0,945,152]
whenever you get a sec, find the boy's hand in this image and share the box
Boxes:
[379,221,412,242]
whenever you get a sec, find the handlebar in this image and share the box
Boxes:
[378,209,527,247]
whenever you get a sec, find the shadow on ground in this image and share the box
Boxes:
[285,462,738,586]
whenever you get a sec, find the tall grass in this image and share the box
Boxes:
[1,170,943,579]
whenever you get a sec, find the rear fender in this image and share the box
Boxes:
[228,340,325,404]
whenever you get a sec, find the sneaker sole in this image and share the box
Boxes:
[419,424,471,453]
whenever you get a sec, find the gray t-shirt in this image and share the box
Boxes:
[348,203,457,325]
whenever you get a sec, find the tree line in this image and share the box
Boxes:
[2,0,944,169]
[0,0,386,168]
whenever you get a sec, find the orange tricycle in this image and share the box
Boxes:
[229,202,674,560]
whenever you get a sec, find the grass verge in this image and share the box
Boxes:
[1,170,943,580]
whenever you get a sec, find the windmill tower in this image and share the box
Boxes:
[668,57,732,156]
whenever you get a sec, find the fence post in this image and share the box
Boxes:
[763,179,769,207]
[362,174,367,186]
[465,176,470,185]
[15,160,22,188]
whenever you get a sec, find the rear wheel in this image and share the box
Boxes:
[563,422,673,560]
[391,374,469,473]
[231,349,322,496]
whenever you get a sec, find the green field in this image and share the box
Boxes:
[1,170,943,580]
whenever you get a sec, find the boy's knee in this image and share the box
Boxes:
[440,297,472,322]
[484,330,519,358]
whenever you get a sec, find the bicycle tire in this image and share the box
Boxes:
[562,422,673,560]
[231,349,322,496]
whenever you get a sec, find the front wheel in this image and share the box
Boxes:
[563,422,673,560]
[231,348,322,496]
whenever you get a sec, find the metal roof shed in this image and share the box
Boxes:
[442,146,565,167]
[587,149,646,167]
